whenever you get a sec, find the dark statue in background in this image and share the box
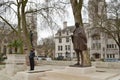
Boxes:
[30,30,33,47]
[71,22,87,67]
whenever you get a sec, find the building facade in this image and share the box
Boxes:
[54,22,74,60]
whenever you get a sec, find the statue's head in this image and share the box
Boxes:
[75,22,79,28]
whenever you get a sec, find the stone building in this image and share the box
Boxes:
[87,0,119,60]
[54,22,74,60]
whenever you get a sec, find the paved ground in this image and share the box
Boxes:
[0,65,5,70]
[31,65,120,80]
[0,65,120,80]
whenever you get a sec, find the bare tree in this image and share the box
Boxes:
[0,0,68,53]
[40,37,55,58]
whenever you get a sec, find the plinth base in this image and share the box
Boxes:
[69,64,91,67]
[12,69,49,80]
[65,66,95,74]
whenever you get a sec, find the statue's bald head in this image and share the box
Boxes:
[75,22,79,28]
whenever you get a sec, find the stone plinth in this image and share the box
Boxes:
[5,54,26,76]
[65,66,95,74]
[39,70,92,80]
[12,70,48,80]
[39,66,120,80]
[39,66,95,80]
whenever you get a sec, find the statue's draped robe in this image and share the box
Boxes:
[72,27,87,51]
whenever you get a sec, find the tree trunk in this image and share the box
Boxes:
[17,1,24,54]
[119,45,120,59]
[70,0,83,25]
[15,47,17,53]
[70,0,91,67]
[21,0,31,52]
[118,38,120,59]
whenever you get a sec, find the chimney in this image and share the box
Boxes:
[63,21,67,29]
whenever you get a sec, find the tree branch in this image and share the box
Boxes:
[0,16,18,33]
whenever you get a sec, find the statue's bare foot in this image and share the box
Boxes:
[74,63,80,65]
[69,63,82,67]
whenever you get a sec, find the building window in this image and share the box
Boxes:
[107,44,117,49]
[58,46,62,51]
[113,54,115,58]
[66,31,69,35]
[59,38,62,43]
[107,54,115,58]
[68,45,70,50]
[66,52,70,58]
[66,37,69,42]
[92,43,101,49]
[107,54,109,58]
[65,45,70,51]
[112,44,114,48]
[61,46,62,51]
[58,46,60,51]
[107,44,109,48]
[58,53,62,56]
[115,44,117,48]
[65,45,67,50]
[109,44,111,48]
[59,32,61,36]
[110,54,112,58]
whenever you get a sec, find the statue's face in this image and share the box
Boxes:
[75,23,79,28]
[76,25,79,28]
